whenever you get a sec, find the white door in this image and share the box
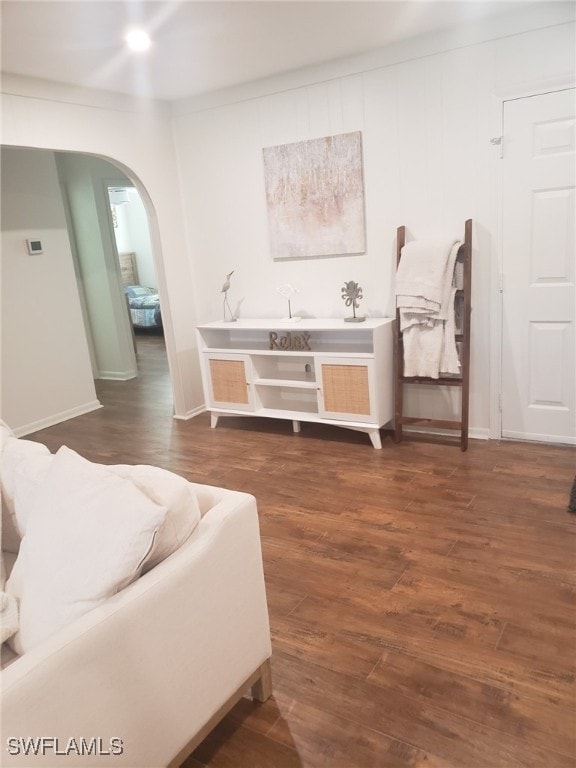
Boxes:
[501,89,575,445]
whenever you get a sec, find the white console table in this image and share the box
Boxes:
[196,318,394,449]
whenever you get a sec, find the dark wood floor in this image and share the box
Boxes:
[27,334,576,768]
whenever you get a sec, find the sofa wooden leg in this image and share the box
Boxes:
[251,658,272,702]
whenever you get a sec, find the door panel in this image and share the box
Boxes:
[317,357,374,422]
[205,354,254,411]
[501,89,575,444]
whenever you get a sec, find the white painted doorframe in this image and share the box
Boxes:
[489,80,576,443]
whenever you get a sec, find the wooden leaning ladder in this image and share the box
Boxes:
[393,219,472,451]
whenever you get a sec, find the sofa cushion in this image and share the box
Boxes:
[0,445,19,647]
[1,434,51,553]
[108,464,201,572]
[0,592,18,645]
[12,454,53,535]
[5,446,167,655]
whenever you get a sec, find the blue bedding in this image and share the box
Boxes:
[123,285,162,328]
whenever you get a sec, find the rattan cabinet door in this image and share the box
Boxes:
[206,354,254,411]
[317,357,374,422]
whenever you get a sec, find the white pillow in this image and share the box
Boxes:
[109,463,200,571]
[6,446,167,655]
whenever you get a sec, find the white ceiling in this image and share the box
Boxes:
[0,1,556,101]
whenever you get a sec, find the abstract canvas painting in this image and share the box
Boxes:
[263,131,366,260]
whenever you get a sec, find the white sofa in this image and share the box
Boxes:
[0,439,272,768]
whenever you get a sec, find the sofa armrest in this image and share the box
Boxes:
[1,486,272,767]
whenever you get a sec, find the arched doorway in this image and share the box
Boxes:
[0,145,179,434]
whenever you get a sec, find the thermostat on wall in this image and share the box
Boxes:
[26,239,43,255]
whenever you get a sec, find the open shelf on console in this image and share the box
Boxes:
[255,386,319,414]
[251,355,316,386]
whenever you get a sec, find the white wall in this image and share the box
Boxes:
[0,147,100,435]
[1,78,202,419]
[172,11,575,436]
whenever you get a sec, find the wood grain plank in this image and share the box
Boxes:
[267,691,452,768]
[368,650,576,759]
[271,651,574,768]
[289,595,575,704]
[188,717,301,768]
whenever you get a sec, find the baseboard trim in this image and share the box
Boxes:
[403,425,490,441]
[13,400,103,437]
[502,430,576,446]
[173,405,206,421]
[96,370,137,381]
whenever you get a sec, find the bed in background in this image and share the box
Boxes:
[123,284,163,329]
[119,252,163,330]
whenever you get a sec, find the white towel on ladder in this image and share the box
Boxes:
[396,239,462,379]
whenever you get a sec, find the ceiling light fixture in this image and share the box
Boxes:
[125,29,151,52]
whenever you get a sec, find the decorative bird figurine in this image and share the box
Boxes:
[221,271,236,322]
[221,271,234,293]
